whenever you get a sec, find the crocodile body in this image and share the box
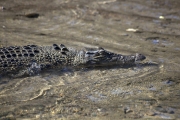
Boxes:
[0,44,146,77]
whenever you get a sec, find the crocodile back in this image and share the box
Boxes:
[0,45,42,73]
[0,44,70,74]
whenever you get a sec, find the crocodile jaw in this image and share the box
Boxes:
[82,48,146,66]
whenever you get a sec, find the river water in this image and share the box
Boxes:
[0,0,180,119]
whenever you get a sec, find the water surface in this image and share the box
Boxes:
[0,0,180,119]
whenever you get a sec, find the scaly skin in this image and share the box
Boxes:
[0,44,146,77]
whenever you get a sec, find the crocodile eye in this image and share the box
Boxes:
[99,50,106,55]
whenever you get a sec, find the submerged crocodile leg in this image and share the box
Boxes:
[11,62,42,77]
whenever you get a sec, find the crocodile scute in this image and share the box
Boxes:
[0,44,146,77]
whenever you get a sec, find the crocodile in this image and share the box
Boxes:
[0,44,146,77]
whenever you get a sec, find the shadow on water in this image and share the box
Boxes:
[82,62,159,71]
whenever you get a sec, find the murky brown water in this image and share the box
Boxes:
[0,0,180,119]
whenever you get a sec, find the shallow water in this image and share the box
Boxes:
[0,0,180,119]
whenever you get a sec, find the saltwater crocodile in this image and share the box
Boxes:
[0,44,146,77]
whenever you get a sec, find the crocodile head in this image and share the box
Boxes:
[84,47,146,66]
[134,53,146,62]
